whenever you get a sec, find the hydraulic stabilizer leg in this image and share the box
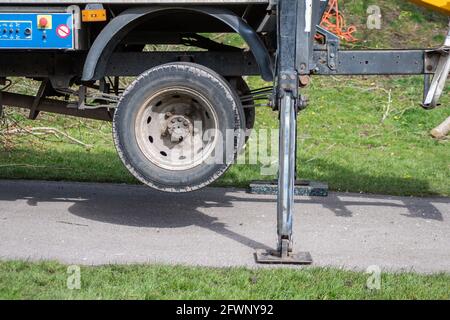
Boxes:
[276,92,312,263]
[277,94,296,256]
[255,0,314,265]
[255,89,312,264]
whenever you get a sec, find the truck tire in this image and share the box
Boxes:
[113,62,245,192]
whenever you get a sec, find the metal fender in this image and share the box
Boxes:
[82,6,274,82]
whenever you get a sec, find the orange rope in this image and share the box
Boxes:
[318,0,357,42]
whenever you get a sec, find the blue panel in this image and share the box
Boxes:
[0,13,74,50]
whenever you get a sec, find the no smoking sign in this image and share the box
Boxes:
[56,24,71,39]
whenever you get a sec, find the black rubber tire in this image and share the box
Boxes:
[113,62,244,193]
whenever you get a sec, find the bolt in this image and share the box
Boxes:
[299,75,311,87]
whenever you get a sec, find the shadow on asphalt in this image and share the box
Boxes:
[0,180,448,251]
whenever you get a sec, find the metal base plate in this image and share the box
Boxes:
[249,180,328,197]
[255,249,313,265]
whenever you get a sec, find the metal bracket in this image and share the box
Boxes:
[255,239,313,265]
[278,71,299,98]
[316,25,340,71]
[78,85,119,110]
[29,79,49,120]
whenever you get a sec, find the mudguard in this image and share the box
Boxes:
[82,6,274,82]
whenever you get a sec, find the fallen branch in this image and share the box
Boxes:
[3,126,92,149]
[305,143,337,163]
[430,116,450,139]
[32,127,92,148]
[381,89,392,123]
[0,163,69,170]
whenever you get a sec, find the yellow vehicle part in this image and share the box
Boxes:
[409,0,450,15]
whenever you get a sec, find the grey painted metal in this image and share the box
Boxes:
[423,23,450,108]
[0,6,69,12]
[1,91,113,121]
[0,51,260,78]
[313,49,431,75]
[275,0,298,253]
[81,6,273,82]
[0,50,437,79]
[315,25,340,71]
[277,94,296,241]
[295,0,323,74]
[108,51,260,76]
[255,249,313,264]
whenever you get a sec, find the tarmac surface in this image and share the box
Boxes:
[0,180,449,273]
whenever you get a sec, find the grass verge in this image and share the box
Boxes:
[1,261,449,299]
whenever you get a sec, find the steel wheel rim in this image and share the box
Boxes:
[135,87,219,171]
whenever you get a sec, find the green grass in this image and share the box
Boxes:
[1,261,449,299]
[342,0,448,49]
[1,1,449,196]
[1,75,448,196]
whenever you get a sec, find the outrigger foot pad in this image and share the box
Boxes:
[249,180,328,197]
[255,249,313,265]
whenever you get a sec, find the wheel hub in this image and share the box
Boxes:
[165,115,193,143]
[134,87,219,171]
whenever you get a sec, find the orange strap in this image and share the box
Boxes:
[318,0,357,42]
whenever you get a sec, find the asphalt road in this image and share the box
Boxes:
[0,180,449,273]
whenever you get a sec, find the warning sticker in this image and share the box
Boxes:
[56,24,71,39]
